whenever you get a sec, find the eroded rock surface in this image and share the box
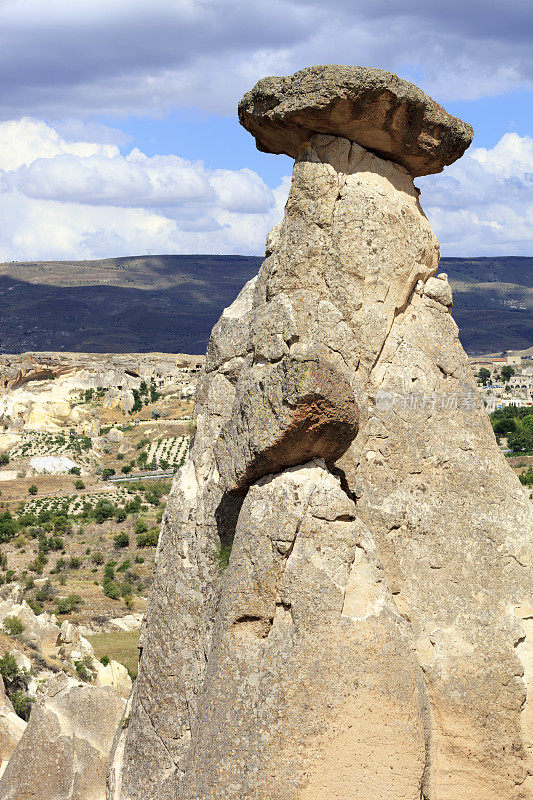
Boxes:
[0,674,125,800]
[238,64,473,175]
[0,678,25,779]
[109,66,532,800]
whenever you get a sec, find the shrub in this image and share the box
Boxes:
[117,559,130,573]
[104,562,116,580]
[216,543,232,571]
[134,519,148,534]
[69,556,82,569]
[35,581,54,601]
[53,515,72,534]
[91,551,104,565]
[50,557,66,573]
[120,581,133,599]
[145,491,160,506]
[28,485,38,496]
[137,528,159,548]
[74,655,94,683]
[103,579,121,600]
[27,597,43,615]
[47,536,64,551]
[10,690,32,721]
[69,467,81,476]
[0,512,17,544]
[100,654,110,667]
[0,453,9,466]
[102,468,116,481]
[93,499,116,523]
[125,497,142,514]
[115,509,127,523]
[3,616,24,636]
[28,553,47,574]
[134,555,144,564]
[0,653,20,682]
[74,479,85,490]
[56,594,83,615]
[114,532,129,549]
[519,468,533,487]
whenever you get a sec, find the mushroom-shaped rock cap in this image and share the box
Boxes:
[238,65,473,176]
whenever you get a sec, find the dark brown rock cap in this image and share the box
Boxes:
[238,65,473,176]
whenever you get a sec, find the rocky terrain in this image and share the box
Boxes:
[0,354,200,636]
[0,582,130,799]
[107,65,532,800]
[0,354,202,796]
[0,254,530,358]
[0,64,530,800]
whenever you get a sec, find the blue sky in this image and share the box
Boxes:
[0,0,532,260]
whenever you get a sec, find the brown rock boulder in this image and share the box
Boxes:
[214,357,359,492]
[238,64,473,176]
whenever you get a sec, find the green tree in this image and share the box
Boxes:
[132,390,143,413]
[28,484,38,496]
[0,512,18,544]
[477,367,491,386]
[492,418,516,436]
[501,365,515,382]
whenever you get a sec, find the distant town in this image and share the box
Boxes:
[470,350,533,410]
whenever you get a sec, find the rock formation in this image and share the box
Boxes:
[0,677,26,779]
[109,65,532,800]
[0,674,125,800]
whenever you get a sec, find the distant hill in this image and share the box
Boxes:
[0,255,530,355]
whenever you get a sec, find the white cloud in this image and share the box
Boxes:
[0,118,531,261]
[0,118,118,170]
[0,118,289,261]
[419,133,533,255]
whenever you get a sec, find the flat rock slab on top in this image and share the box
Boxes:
[238,65,473,176]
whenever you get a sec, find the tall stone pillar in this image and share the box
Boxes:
[109,66,532,800]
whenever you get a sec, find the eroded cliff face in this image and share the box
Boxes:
[109,116,532,799]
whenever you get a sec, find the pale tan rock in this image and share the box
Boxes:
[0,586,59,654]
[0,677,26,779]
[423,274,453,306]
[94,660,132,699]
[0,673,125,800]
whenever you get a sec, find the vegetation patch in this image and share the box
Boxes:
[87,631,140,679]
